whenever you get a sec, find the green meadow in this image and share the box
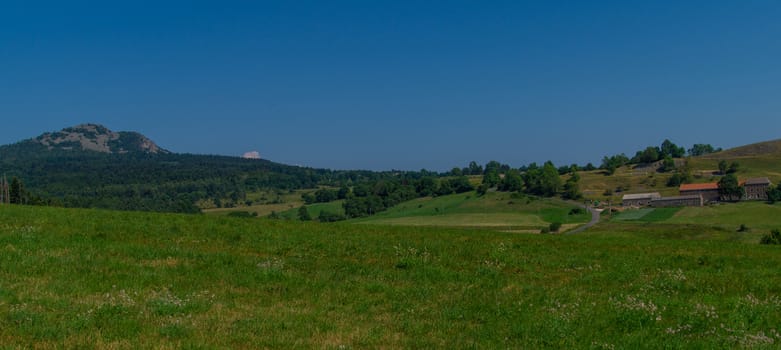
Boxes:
[614,201,781,233]
[2,205,781,348]
[350,192,591,231]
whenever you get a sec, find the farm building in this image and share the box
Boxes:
[679,183,720,203]
[651,194,703,208]
[743,177,772,200]
[622,192,661,207]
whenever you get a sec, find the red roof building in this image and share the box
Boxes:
[680,182,720,202]
[679,183,719,191]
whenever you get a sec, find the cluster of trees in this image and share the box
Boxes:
[631,139,685,164]
[476,160,579,199]
[294,159,583,221]
[717,160,740,175]
[666,160,693,187]
[600,140,721,175]
[600,154,630,175]
[0,176,26,204]
[688,144,722,156]
[297,158,587,222]
[302,187,349,204]
[717,174,745,201]
[766,185,781,204]
[341,176,474,219]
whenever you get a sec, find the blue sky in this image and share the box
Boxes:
[2,1,780,170]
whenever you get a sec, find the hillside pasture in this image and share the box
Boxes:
[202,189,307,216]
[576,167,678,203]
[613,207,681,223]
[666,201,781,232]
[351,191,590,231]
[1,206,780,348]
[689,155,781,184]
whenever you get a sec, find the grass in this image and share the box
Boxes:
[357,212,547,228]
[666,202,781,231]
[614,207,681,222]
[205,190,589,232]
[202,189,307,216]
[612,201,781,236]
[350,191,590,230]
[640,207,682,222]
[688,155,781,184]
[2,205,781,347]
[279,200,345,220]
[613,208,655,221]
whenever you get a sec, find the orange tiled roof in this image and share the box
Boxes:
[680,183,719,191]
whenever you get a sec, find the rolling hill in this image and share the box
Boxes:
[701,139,781,159]
[2,123,780,220]
[577,138,781,204]
[0,124,377,213]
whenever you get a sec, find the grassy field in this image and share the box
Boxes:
[689,155,781,184]
[613,201,781,234]
[350,192,590,231]
[667,202,781,232]
[279,200,346,220]
[2,205,781,348]
[613,207,682,223]
[577,167,678,203]
[202,189,307,217]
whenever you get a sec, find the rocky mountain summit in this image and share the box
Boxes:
[32,123,168,154]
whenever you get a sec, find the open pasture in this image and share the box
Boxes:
[0,205,780,348]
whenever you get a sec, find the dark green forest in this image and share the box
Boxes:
[0,140,437,213]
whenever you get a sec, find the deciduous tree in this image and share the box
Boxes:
[718,174,744,201]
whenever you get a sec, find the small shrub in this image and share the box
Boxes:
[549,222,562,232]
[318,211,346,223]
[737,224,749,232]
[227,211,255,218]
[540,227,551,234]
[569,208,585,215]
[760,229,781,245]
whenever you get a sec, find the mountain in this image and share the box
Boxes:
[10,123,168,155]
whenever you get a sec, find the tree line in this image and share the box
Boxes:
[293,159,583,222]
[0,142,474,213]
[600,140,720,175]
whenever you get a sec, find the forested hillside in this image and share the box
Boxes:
[0,124,420,213]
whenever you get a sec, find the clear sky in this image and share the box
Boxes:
[2,1,780,171]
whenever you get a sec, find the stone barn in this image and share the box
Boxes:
[622,192,661,207]
[743,177,772,200]
[651,194,704,207]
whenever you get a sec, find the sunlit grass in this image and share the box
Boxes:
[1,205,780,348]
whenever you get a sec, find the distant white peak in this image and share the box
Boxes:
[242,151,261,159]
